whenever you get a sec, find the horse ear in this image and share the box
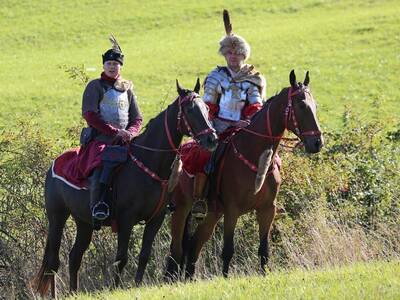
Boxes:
[176,79,185,97]
[290,69,297,87]
[304,71,310,86]
[194,78,201,94]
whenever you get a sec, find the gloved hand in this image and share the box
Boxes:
[234,119,250,128]
[113,129,134,145]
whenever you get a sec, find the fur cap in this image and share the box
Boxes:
[219,34,251,60]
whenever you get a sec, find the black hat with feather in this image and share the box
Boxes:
[102,34,124,65]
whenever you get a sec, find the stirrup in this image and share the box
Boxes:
[192,199,208,220]
[92,201,110,221]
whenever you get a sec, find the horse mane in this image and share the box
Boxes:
[141,116,157,133]
[139,90,194,136]
[134,99,177,138]
[264,87,287,105]
[247,87,288,124]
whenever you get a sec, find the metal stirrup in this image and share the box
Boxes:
[92,201,110,220]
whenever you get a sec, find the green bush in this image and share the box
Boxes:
[0,117,399,297]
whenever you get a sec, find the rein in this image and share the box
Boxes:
[131,93,215,153]
[129,154,169,223]
[128,92,214,223]
[229,86,320,173]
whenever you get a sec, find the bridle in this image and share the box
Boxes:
[166,92,216,151]
[132,92,215,153]
[240,85,321,141]
[128,92,215,223]
[283,86,321,139]
[226,85,321,177]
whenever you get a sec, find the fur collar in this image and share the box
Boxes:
[114,78,133,92]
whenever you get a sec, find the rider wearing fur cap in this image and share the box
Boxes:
[191,10,266,217]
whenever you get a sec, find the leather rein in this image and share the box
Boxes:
[129,93,215,223]
[230,86,321,173]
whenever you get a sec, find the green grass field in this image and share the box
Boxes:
[1,0,399,136]
[1,1,399,298]
[68,260,400,300]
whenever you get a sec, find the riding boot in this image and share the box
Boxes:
[89,168,109,229]
[191,172,208,219]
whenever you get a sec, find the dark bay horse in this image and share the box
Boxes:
[32,80,218,297]
[165,70,323,280]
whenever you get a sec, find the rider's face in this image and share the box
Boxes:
[224,50,245,71]
[103,60,121,78]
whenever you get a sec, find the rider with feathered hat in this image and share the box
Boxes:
[191,10,266,217]
[80,35,142,226]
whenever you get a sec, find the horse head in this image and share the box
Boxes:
[176,79,218,151]
[286,70,323,153]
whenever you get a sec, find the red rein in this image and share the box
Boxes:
[130,93,215,223]
[230,86,321,174]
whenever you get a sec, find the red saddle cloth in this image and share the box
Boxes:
[180,127,283,177]
[180,127,243,176]
[52,141,107,189]
[180,140,212,176]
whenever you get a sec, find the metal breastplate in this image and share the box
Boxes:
[218,82,247,121]
[99,88,130,129]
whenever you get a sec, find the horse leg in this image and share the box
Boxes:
[256,203,276,274]
[186,211,222,280]
[165,198,192,282]
[181,212,192,272]
[34,210,69,298]
[256,176,279,274]
[69,220,93,293]
[221,212,239,278]
[134,211,166,285]
[113,215,135,288]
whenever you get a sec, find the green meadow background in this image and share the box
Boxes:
[1,0,399,134]
[0,0,399,298]
[70,261,400,300]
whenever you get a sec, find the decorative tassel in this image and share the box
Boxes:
[254,148,273,194]
[168,156,183,193]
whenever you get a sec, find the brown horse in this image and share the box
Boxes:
[165,70,323,280]
[31,80,218,297]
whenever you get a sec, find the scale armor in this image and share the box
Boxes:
[203,67,263,121]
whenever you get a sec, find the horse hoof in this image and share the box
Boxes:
[92,219,102,231]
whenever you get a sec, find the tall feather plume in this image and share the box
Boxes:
[223,9,232,35]
[109,34,122,52]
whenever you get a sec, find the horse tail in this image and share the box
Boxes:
[30,238,51,296]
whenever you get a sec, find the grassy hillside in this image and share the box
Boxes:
[69,260,400,300]
[1,1,399,298]
[0,0,399,135]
